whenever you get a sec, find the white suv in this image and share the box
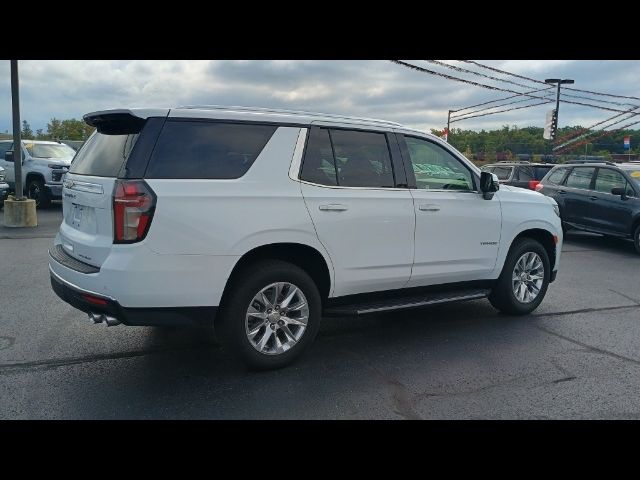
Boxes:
[49,106,562,369]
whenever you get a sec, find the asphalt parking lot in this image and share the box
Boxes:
[1,205,640,419]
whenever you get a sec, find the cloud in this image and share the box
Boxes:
[1,60,638,135]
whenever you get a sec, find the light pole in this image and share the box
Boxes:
[545,78,574,140]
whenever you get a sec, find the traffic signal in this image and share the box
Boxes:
[543,109,558,140]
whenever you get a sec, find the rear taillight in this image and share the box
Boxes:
[529,180,540,190]
[534,182,544,192]
[113,179,156,244]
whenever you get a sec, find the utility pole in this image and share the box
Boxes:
[10,60,24,200]
[446,110,452,143]
[544,78,574,141]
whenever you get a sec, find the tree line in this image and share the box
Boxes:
[432,125,640,162]
[19,118,95,141]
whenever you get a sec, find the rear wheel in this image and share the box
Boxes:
[218,260,322,370]
[634,225,640,255]
[27,178,51,209]
[489,238,550,315]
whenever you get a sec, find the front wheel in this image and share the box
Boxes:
[27,178,51,209]
[218,260,322,370]
[489,238,551,315]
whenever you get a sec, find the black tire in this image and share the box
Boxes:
[634,225,640,255]
[217,260,322,370]
[27,178,51,209]
[489,238,551,315]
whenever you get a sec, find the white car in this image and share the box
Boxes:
[49,106,562,369]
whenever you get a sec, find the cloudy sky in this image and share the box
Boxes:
[1,60,639,134]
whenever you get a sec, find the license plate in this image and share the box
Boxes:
[72,204,83,228]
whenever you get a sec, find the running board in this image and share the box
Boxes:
[323,288,491,316]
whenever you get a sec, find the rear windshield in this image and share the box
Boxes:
[145,121,277,179]
[69,131,139,177]
[25,143,76,159]
[534,166,553,180]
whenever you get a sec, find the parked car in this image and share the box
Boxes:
[0,166,9,207]
[0,139,76,208]
[537,161,640,254]
[481,161,555,190]
[49,106,563,369]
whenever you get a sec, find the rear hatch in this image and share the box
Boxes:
[57,110,165,268]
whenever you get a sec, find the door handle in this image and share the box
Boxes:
[558,190,567,195]
[419,204,440,212]
[589,196,598,201]
[319,204,348,212]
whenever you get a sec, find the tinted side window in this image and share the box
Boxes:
[300,128,337,186]
[331,129,395,188]
[534,166,553,180]
[0,142,12,159]
[517,167,533,182]
[492,166,512,181]
[69,132,138,177]
[404,136,474,190]
[546,167,567,185]
[565,167,595,190]
[146,121,277,179]
[594,169,628,194]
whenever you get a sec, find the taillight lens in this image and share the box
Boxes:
[113,179,156,243]
[534,182,544,192]
[529,180,540,190]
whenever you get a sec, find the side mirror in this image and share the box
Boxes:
[611,187,627,199]
[480,171,499,200]
[4,150,13,163]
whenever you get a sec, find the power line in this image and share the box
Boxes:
[553,105,640,147]
[390,60,633,114]
[459,60,640,102]
[452,86,555,113]
[450,101,551,123]
[451,95,552,120]
[554,119,640,154]
[424,60,550,91]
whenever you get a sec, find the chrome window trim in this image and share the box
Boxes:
[288,128,308,181]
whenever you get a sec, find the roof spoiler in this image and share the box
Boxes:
[83,110,147,135]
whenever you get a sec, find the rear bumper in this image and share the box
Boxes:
[0,183,9,201]
[50,268,217,327]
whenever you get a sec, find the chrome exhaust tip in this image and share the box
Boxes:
[103,315,121,327]
[88,312,105,324]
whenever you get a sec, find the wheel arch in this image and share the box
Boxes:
[219,242,333,309]
[511,228,557,272]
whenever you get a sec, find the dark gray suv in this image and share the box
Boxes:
[537,162,640,254]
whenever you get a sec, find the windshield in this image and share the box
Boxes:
[627,169,640,187]
[25,143,76,159]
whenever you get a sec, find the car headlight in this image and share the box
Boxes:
[552,204,560,218]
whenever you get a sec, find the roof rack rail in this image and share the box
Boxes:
[497,160,530,164]
[566,160,616,166]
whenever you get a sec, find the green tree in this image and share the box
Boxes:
[46,118,94,141]
[21,120,33,139]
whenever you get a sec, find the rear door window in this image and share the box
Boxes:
[145,121,277,179]
[516,167,533,182]
[565,167,595,190]
[492,166,513,181]
[331,129,395,188]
